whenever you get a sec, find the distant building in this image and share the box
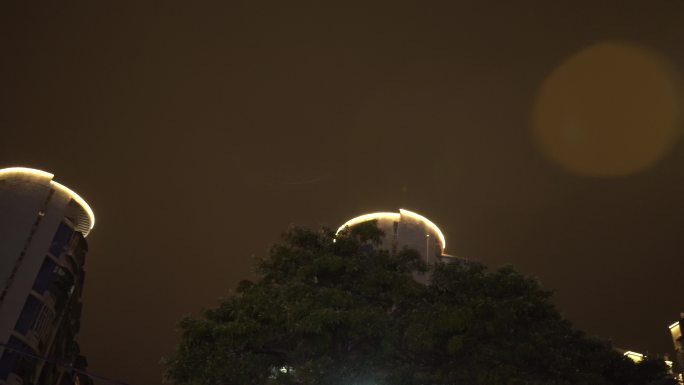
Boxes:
[613,348,682,385]
[616,314,684,385]
[0,168,95,385]
[618,349,673,368]
[669,313,684,383]
[336,208,462,269]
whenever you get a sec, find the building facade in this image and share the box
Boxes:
[336,208,460,265]
[0,168,94,385]
[670,314,684,383]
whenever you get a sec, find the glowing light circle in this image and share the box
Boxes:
[532,42,683,177]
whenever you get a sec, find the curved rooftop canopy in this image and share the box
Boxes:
[336,208,446,252]
[0,167,95,236]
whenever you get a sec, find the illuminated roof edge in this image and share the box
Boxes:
[336,208,446,252]
[0,167,95,236]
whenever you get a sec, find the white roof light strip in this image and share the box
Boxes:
[50,181,96,231]
[0,167,54,179]
[399,209,446,252]
[336,212,401,235]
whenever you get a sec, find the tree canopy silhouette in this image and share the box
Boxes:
[165,223,674,385]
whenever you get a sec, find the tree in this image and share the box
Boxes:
[164,223,675,385]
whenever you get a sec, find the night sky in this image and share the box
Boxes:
[1,2,683,384]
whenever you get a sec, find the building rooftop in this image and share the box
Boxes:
[336,208,446,254]
[0,167,95,236]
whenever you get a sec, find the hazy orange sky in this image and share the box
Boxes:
[1,2,683,384]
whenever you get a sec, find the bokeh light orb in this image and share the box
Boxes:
[532,42,683,177]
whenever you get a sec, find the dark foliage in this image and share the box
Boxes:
[165,224,675,385]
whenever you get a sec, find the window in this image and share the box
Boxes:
[49,222,74,257]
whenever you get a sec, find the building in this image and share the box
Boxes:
[336,208,461,266]
[0,167,95,385]
[339,209,684,383]
[602,316,684,385]
[618,348,681,384]
[669,313,684,383]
